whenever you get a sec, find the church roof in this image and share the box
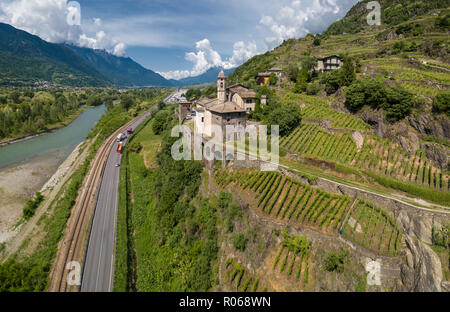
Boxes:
[197,98,219,108]
[218,70,226,78]
[208,101,246,114]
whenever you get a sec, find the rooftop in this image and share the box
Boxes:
[208,101,246,114]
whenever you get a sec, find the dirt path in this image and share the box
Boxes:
[0,139,93,262]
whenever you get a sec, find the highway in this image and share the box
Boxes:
[81,112,151,292]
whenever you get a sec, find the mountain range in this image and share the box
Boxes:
[0,22,235,88]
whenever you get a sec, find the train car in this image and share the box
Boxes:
[117,143,123,154]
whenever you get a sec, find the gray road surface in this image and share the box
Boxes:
[81,112,151,292]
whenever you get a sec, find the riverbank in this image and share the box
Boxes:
[0,148,69,243]
[0,107,86,146]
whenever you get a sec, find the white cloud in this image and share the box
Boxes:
[160,38,259,80]
[0,0,126,56]
[259,0,353,48]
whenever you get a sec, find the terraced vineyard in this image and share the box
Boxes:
[342,199,403,256]
[302,105,372,131]
[225,258,262,292]
[354,136,449,191]
[281,124,450,192]
[215,169,352,234]
[280,123,359,164]
[279,91,372,131]
[272,232,313,288]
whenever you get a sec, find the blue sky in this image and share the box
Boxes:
[0,0,360,79]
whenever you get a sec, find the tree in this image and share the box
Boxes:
[435,14,450,30]
[345,78,387,112]
[158,100,166,110]
[266,102,302,137]
[432,92,450,117]
[287,64,300,82]
[383,86,414,123]
[10,90,21,104]
[120,94,133,111]
[301,56,316,73]
[339,56,356,87]
[128,141,143,154]
[321,70,341,95]
[313,37,321,46]
[86,95,103,107]
[293,70,310,94]
[185,89,201,101]
[269,73,277,85]
[152,111,169,135]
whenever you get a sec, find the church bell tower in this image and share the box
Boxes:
[217,70,226,103]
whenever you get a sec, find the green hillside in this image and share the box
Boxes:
[326,0,450,35]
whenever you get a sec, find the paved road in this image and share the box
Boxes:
[81,112,151,292]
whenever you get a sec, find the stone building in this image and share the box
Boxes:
[178,101,192,124]
[193,70,251,140]
[315,55,344,72]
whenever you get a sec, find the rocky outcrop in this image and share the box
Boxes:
[408,114,450,140]
[360,109,387,138]
[422,143,448,170]
[400,235,443,292]
[397,211,434,245]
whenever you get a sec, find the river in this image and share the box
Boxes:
[0,105,106,170]
[0,105,106,239]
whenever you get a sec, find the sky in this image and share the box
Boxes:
[0,0,360,80]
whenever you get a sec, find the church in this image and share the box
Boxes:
[193,70,257,140]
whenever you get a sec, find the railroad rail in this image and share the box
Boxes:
[48,113,147,292]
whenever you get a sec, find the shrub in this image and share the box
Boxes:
[232,234,248,251]
[323,249,348,273]
[306,83,321,96]
[432,92,450,117]
[128,141,143,154]
[22,192,44,220]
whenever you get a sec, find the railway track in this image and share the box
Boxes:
[48,113,147,292]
